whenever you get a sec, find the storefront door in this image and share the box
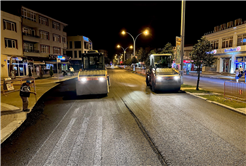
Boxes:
[222,58,231,73]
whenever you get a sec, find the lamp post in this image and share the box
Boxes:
[180,0,186,72]
[121,29,148,59]
[117,45,133,61]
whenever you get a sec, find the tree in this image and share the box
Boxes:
[160,42,174,60]
[136,47,145,62]
[131,56,139,64]
[49,66,54,77]
[113,59,117,65]
[189,37,216,90]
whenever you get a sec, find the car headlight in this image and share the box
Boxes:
[98,77,105,82]
[80,77,87,82]
[174,76,180,80]
[156,76,162,81]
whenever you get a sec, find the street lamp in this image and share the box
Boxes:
[117,44,133,61]
[121,29,149,59]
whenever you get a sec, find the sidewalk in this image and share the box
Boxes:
[1,73,78,144]
[186,71,245,82]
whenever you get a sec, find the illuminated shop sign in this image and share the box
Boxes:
[206,50,217,54]
[224,46,241,53]
[83,36,89,42]
[57,55,65,60]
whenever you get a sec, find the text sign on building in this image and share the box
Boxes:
[206,50,217,54]
[224,46,241,53]
[57,55,65,60]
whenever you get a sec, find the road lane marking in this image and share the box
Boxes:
[44,118,76,166]
[27,102,76,166]
[67,117,89,166]
[94,116,103,166]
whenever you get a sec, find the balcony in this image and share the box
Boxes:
[23,49,39,53]
[23,33,40,38]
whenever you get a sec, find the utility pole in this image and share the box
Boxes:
[180,0,186,72]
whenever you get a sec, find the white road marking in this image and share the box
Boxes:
[44,118,76,166]
[67,117,89,166]
[93,116,103,166]
[27,102,76,166]
[72,107,80,117]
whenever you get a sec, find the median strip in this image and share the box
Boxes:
[181,84,246,115]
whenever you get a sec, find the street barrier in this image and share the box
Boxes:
[224,81,246,101]
[1,77,36,96]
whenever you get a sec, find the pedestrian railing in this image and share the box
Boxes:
[1,77,36,95]
[224,81,246,101]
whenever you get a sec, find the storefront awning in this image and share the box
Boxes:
[33,61,46,65]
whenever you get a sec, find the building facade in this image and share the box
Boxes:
[203,18,246,73]
[21,6,68,76]
[1,11,23,78]
[65,35,93,70]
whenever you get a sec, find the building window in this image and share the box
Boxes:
[40,30,49,40]
[23,27,35,36]
[53,34,61,42]
[74,41,81,49]
[39,16,49,26]
[69,41,72,49]
[222,37,233,48]
[40,45,50,53]
[66,51,72,58]
[74,51,77,58]
[52,21,60,30]
[5,38,17,48]
[23,42,34,51]
[3,20,16,32]
[237,34,246,46]
[210,40,219,49]
[53,47,61,54]
[62,37,66,43]
[21,8,36,22]
[79,51,82,58]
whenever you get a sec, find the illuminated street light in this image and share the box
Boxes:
[117,44,133,61]
[121,29,149,58]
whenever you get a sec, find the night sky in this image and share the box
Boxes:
[1,1,245,60]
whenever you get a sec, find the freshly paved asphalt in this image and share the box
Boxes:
[1,69,245,166]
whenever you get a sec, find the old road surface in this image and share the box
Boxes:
[1,68,246,166]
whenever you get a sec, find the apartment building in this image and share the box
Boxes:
[203,18,246,73]
[65,36,93,70]
[1,10,23,78]
[21,6,68,75]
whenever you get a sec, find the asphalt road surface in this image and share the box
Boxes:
[1,69,245,166]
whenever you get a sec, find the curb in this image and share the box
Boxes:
[185,91,246,116]
[0,76,76,144]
